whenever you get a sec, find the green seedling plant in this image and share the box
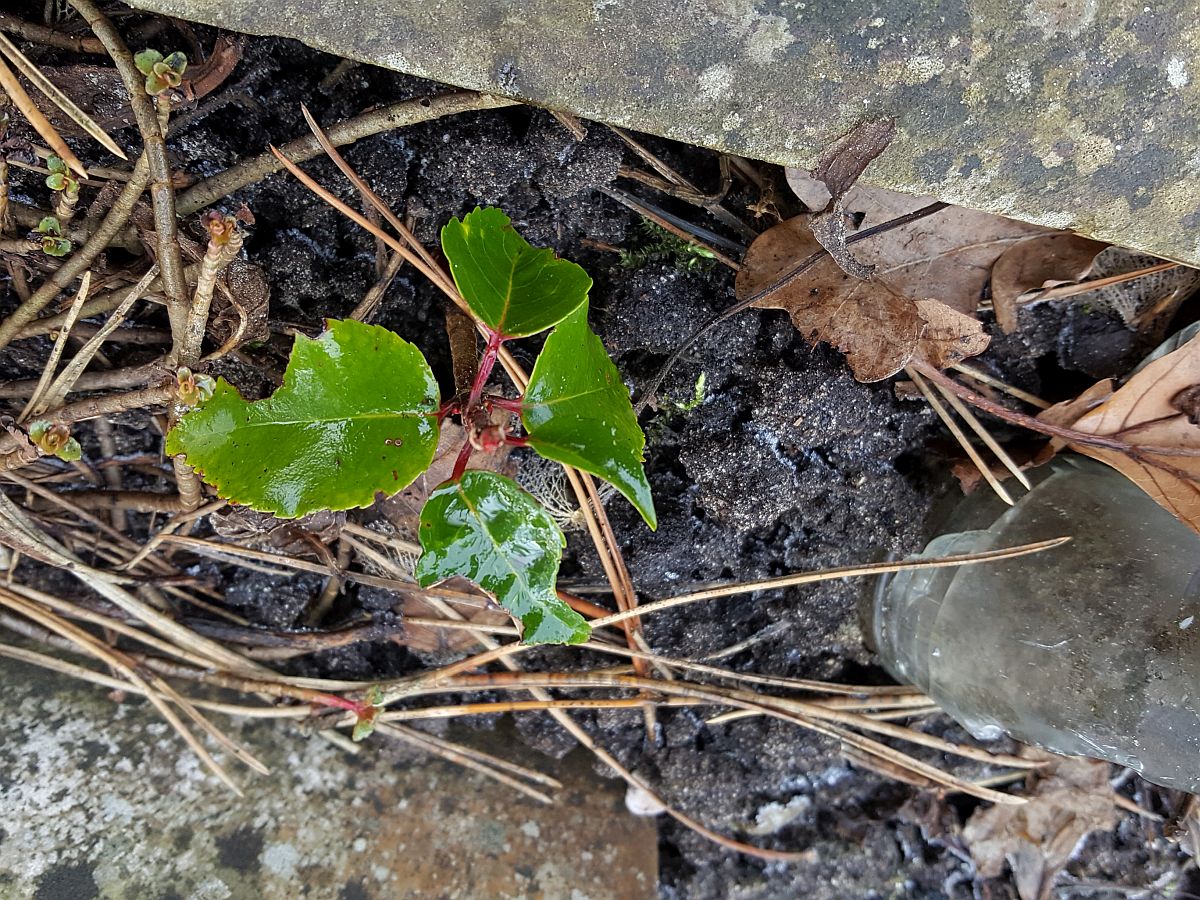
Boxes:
[168,207,655,653]
[134,49,188,96]
[45,155,80,226]
[33,216,70,257]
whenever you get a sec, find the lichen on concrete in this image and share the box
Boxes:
[121,0,1200,266]
[0,657,657,898]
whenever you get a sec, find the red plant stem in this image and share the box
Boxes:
[466,331,503,413]
[504,434,530,448]
[313,692,367,715]
[450,440,473,481]
[487,395,524,414]
[451,329,505,480]
[910,359,1200,458]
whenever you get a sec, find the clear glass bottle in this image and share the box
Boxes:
[869,456,1200,791]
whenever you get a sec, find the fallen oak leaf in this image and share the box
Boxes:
[738,217,988,382]
[964,754,1117,900]
[784,180,1047,314]
[991,233,1108,334]
[737,219,923,382]
[913,299,990,369]
[1063,335,1200,533]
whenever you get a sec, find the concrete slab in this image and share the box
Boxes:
[0,656,658,899]
[119,0,1200,266]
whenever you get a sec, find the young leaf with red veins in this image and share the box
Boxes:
[522,303,656,529]
[441,206,592,338]
[415,470,588,645]
[166,319,440,518]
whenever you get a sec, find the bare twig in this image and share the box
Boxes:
[0,155,150,351]
[177,92,520,216]
[0,12,105,54]
[69,0,188,350]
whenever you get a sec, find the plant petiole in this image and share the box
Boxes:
[486,395,524,414]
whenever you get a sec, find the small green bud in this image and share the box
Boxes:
[136,49,187,96]
[176,367,216,406]
[28,421,82,461]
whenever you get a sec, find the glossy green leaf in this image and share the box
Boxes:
[166,319,440,518]
[523,304,656,529]
[415,471,589,645]
[440,207,591,338]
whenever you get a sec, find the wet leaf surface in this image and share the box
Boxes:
[523,303,655,528]
[415,470,588,645]
[167,319,440,518]
[441,206,591,337]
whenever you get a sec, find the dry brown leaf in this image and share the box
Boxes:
[1066,335,1200,533]
[1073,247,1200,334]
[210,260,270,357]
[913,299,990,369]
[784,180,1048,314]
[738,217,988,381]
[990,233,1108,334]
[738,218,923,382]
[210,507,345,554]
[964,754,1116,900]
[734,215,821,297]
[1029,378,1116,465]
[378,420,514,538]
[809,118,897,208]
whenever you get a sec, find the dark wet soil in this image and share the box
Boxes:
[0,21,1192,899]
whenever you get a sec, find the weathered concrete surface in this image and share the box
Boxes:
[121,0,1200,266]
[0,657,657,899]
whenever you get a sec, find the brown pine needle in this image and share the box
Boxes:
[951,362,1050,409]
[0,54,87,178]
[910,366,1015,505]
[1032,260,1178,302]
[933,378,1033,490]
[0,587,242,794]
[587,536,1069,631]
[375,722,555,804]
[0,31,126,162]
[19,271,91,422]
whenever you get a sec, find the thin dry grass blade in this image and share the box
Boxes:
[0,56,85,178]
[0,31,126,161]
[0,587,242,794]
[19,271,91,422]
[38,263,157,410]
[910,366,1014,505]
[591,536,1070,630]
